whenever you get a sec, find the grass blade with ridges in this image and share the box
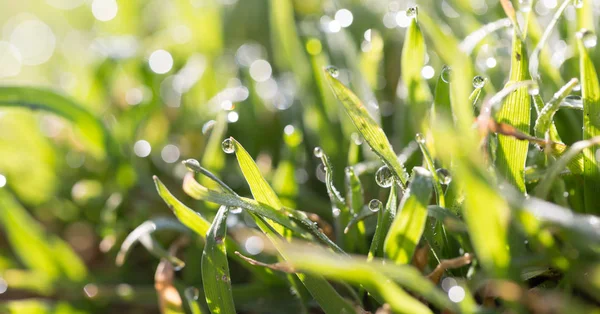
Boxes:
[494,30,531,192]
[324,70,409,187]
[384,168,433,264]
[202,206,235,314]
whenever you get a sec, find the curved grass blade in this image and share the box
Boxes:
[323,70,408,187]
[534,136,600,199]
[494,30,531,192]
[154,176,276,282]
[276,242,461,314]
[384,168,433,264]
[529,0,572,80]
[368,184,398,260]
[201,112,228,174]
[0,86,113,159]
[577,31,600,214]
[459,18,512,55]
[202,206,236,314]
[116,218,188,267]
[534,78,579,137]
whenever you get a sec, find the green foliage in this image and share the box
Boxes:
[1,0,600,313]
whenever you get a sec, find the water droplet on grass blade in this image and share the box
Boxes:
[368,199,382,212]
[406,6,418,18]
[375,165,394,188]
[415,133,426,144]
[202,120,216,134]
[222,138,235,154]
[528,85,540,96]
[325,66,339,78]
[313,146,323,158]
[518,0,531,12]
[231,207,242,214]
[185,287,200,301]
[472,76,485,88]
[183,159,201,172]
[436,168,452,185]
[441,66,451,83]
[577,29,597,48]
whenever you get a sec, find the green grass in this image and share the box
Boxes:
[1,0,600,313]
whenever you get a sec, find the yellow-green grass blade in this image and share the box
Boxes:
[384,168,433,264]
[433,123,512,278]
[202,206,236,314]
[0,86,113,159]
[324,71,409,187]
[578,31,600,214]
[201,112,228,175]
[154,176,276,282]
[228,139,355,313]
[275,242,463,314]
[368,184,398,260]
[495,30,531,192]
[401,10,432,138]
[576,0,595,33]
[344,166,367,253]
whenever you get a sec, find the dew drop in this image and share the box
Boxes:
[231,207,243,214]
[415,133,426,144]
[528,85,540,96]
[406,6,418,18]
[202,120,216,134]
[375,165,394,188]
[313,146,323,158]
[436,168,452,185]
[518,0,531,12]
[578,29,597,48]
[574,0,583,9]
[441,65,451,83]
[185,287,200,301]
[183,158,201,172]
[345,166,353,175]
[325,66,339,78]
[368,199,382,212]
[472,76,485,88]
[222,138,235,154]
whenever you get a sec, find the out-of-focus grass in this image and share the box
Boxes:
[1,0,600,313]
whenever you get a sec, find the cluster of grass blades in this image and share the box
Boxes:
[1,0,600,313]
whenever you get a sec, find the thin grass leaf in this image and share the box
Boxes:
[529,0,572,80]
[577,31,600,214]
[494,30,531,192]
[116,218,188,268]
[432,66,451,123]
[459,18,512,55]
[344,166,367,253]
[154,176,276,282]
[201,112,228,174]
[534,137,600,198]
[202,206,235,314]
[275,242,462,314]
[384,167,433,264]
[227,138,355,313]
[324,70,409,187]
[0,86,113,159]
[576,0,595,32]
[534,78,579,137]
[368,184,398,260]
[416,134,445,207]
[401,9,432,136]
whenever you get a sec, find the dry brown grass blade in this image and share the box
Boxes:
[427,253,473,284]
[155,238,188,314]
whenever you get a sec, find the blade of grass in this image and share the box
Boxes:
[0,86,114,159]
[368,184,398,260]
[227,138,355,313]
[494,30,531,192]
[577,30,600,214]
[384,167,433,264]
[324,70,409,187]
[202,206,236,314]
[344,166,367,253]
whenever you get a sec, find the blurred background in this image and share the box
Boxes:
[0,0,598,313]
